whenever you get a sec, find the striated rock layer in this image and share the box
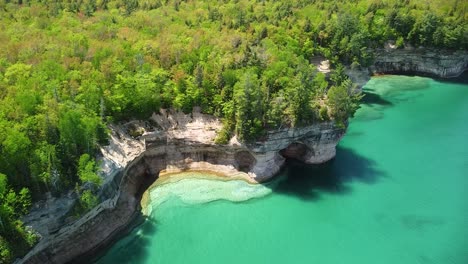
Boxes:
[345,48,467,91]
[371,48,468,78]
[19,48,467,264]
[19,109,345,264]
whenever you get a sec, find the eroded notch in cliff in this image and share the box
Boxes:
[234,151,256,172]
[280,142,312,162]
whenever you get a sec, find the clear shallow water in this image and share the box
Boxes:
[97,75,468,264]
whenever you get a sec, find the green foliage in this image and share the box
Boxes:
[0,238,12,264]
[79,190,99,212]
[396,36,405,48]
[0,0,463,148]
[312,73,329,95]
[17,188,32,216]
[409,12,440,46]
[319,106,329,121]
[3,63,31,85]
[327,79,363,126]
[71,188,100,217]
[233,70,263,141]
[214,123,233,145]
[0,175,37,263]
[0,175,6,196]
[0,0,465,258]
[0,0,462,196]
[78,154,102,186]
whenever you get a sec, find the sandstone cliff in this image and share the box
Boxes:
[371,48,467,78]
[344,48,467,91]
[19,47,467,264]
[19,109,344,264]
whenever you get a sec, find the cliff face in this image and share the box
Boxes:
[344,48,467,91]
[19,109,345,264]
[20,48,467,264]
[371,48,468,78]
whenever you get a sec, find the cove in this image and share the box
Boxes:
[96,75,468,264]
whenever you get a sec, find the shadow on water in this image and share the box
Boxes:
[361,90,393,106]
[272,146,385,201]
[435,70,468,85]
[94,216,159,264]
[95,147,385,262]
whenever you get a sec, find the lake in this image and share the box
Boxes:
[97,75,468,264]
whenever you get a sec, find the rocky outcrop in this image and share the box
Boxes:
[345,67,371,89]
[345,48,468,91]
[343,48,467,91]
[19,109,345,264]
[21,46,465,264]
[371,48,468,78]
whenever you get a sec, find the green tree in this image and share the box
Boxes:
[409,12,440,46]
[79,190,99,211]
[78,154,101,186]
[327,79,362,126]
[233,70,263,141]
[0,124,32,187]
[0,174,37,263]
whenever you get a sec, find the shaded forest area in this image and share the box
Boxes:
[0,0,466,261]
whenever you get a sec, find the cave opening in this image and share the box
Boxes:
[234,151,256,173]
[279,142,312,162]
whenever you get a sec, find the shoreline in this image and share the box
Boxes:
[140,169,262,215]
[18,49,467,264]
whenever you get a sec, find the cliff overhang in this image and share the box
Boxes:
[18,48,468,264]
[346,48,467,89]
[372,48,468,78]
[19,109,345,264]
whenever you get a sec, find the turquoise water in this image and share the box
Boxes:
[97,75,468,264]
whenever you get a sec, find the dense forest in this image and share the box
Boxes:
[0,0,466,261]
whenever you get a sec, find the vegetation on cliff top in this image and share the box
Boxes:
[0,0,466,261]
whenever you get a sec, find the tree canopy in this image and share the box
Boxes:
[0,0,466,261]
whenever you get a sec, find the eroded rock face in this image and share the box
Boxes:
[19,109,344,264]
[371,49,468,78]
[344,49,467,91]
[20,47,467,264]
